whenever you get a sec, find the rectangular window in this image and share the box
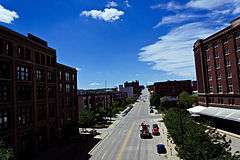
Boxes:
[17,46,24,59]
[36,70,43,81]
[0,39,3,54]
[59,83,63,92]
[25,48,31,61]
[17,107,31,128]
[48,104,55,117]
[216,62,220,69]
[227,70,232,78]
[224,47,229,55]
[0,62,10,79]
[41,54,45,65]
[35,52,40,64]
[37,86,44,99]
[37,105,46,120]
[59,71,62,80]
[47,72,53,82]
[16,86,32,101]
[217,85,223,93]
[228,85,233,93]
[209,86,213,93]
[17,66,30,81]
[72,74,75,81]
[208,74,212,81]
[65,72,70,81]
[235,31,240,39]
[0,111,9,130]
[5,42,13,56]
[66,84,70,93]
[48,87,55,98]
[0,85,9,102]
[225,58,231,67]
[215,52,219,58]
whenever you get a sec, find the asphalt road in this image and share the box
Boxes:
[89,90,173,160]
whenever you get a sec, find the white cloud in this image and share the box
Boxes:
[75,67,82,71]
[139,22,216,78]
[154,14,204,27]
[106,1,118,8]
[80,8,124,22]
[89,82,101,86]
[124,0,131,7]
[151,1,185,10]
[0,5,19,24]
[186,0,233,9]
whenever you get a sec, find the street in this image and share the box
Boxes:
[89,90,179,160]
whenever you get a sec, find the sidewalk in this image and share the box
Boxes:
[158,119,179,160]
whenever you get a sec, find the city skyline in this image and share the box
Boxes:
[0,0,240,89]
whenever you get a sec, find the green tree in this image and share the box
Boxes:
[79,110,96,129]
[159,96,177,111]
[178,91,198,109]
[150,94,161,108]
[0,141,14,160]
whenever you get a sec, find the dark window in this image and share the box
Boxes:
[37,105,46,120]
[17,46,24,59]
[0,111,9,130]
[17,66,30,81]
[25,48,31,61]
[0,39,3,54]
[41,54,45,65]
[47,56,51,66]
[37,86,44,99]
[48,87,55,98]
[16,86,32,101]
[36,70,43,81]
[0,62,10,79]
[66,84,70,93]
[59,71,62,80]
[5,42,13,56]
[48,104,55,117]
[59,83,63,92]
[17,107,31,128]
[66,96,72,106]
[35,52,40,64]
[0,85,9,102]
[65,72,70,81]
[47,72,54,82]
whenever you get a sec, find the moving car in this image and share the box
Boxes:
[152,124,160,136]
[157,144,167,154]
[150,109,154,113]
[140,122,152,139]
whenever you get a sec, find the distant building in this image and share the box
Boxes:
[0,25,77,158]
[124,80,141,97]
[119,85,134,98]
[151,80,193,97]
[194,17,240,109]
[77,89,127,112]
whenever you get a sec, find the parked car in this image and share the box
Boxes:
[152,124,160,136]
[157,144,167,154]
[150,109,154,113]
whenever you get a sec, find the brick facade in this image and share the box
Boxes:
[194,17,240,109]
[0,25,77,158]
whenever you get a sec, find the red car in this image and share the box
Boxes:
[152,124,160,136]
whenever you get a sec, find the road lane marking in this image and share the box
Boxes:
[116,123,135,160]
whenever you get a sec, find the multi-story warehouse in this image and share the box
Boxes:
[194,17,240,109]
[152,80,193,97]
[0,25,77,158]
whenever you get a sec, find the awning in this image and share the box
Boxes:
[187,105,207,114]
[188,106,240,123]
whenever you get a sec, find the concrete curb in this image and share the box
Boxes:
[216,128,240,139]
[88,116,123,155]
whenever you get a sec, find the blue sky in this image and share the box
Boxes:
[0,0,239,89]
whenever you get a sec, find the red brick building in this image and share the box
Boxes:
[152,80,193,97]
[0,25,77,158]
[194,17,240,109]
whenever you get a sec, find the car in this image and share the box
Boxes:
[152,124,160,136]
[140,122,152,139]
[157,144,167,154]
[150,109,154,113]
